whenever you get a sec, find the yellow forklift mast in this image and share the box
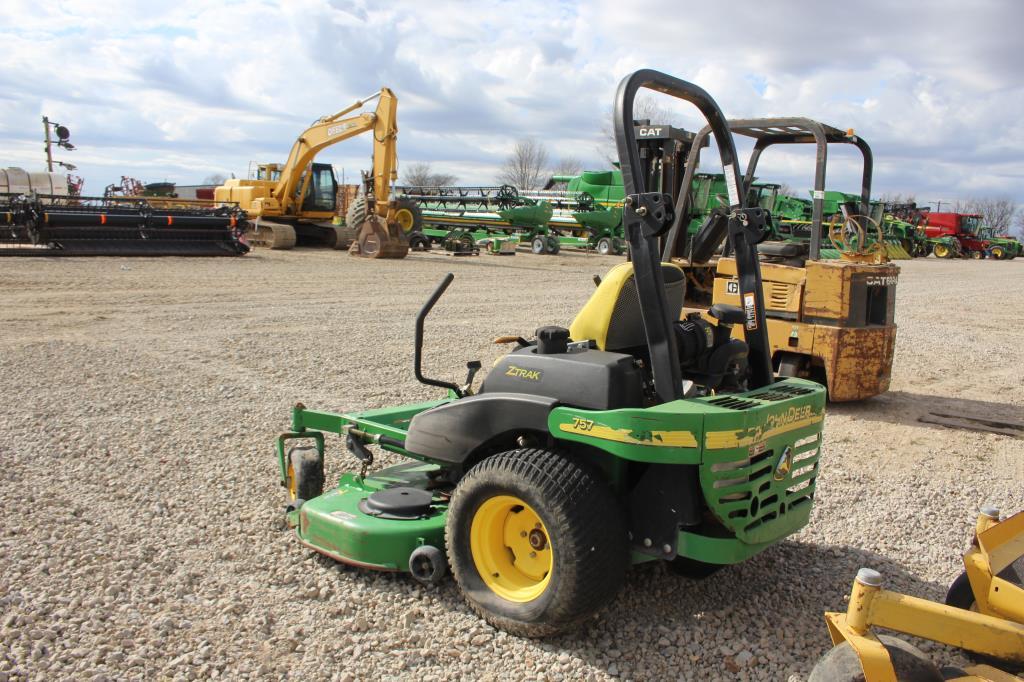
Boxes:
[666,119,898,401]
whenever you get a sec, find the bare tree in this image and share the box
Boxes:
[1015,209,1024,239]
[201,173,227,185]
[777,183,795,197]
[879,192,917,205]
[497,138,549,190]
[965,196,1017,230]
[599,96,677,164]
[544,156,585,189]
[552,156,583,177]
[402,162,456,187]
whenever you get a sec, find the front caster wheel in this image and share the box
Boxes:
[409,545,448,586]
[286,446,324,503]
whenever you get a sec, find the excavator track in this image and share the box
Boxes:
[245,221,296,250]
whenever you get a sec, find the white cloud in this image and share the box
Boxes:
[0,0,1021,207]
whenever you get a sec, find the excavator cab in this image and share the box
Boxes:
[298,163,338,213]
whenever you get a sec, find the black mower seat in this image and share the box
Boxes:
[758,241,805,258]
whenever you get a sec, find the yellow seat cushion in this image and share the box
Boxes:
[569,262,685,351]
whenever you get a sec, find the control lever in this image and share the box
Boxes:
[461,360,482,396]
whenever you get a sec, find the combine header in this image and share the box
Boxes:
[0,193,249,256]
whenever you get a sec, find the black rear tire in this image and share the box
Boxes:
[531,236,545,254]
[545,236,560,254]
[446,448,628,637]
[596,237,612,255]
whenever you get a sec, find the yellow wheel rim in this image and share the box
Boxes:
[470,495,553,603]
[934,244,949,258]
[395,208,415,233]
[287,461,297,501]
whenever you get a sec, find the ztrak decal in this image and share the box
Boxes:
[504,365,543,381]
[773,446,793,481]
[558,420,698,448]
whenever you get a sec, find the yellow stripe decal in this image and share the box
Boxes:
[705,411,824,450]
[558,422,698,448]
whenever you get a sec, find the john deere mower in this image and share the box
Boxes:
[275,70,827,637]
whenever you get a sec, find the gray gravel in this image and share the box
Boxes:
[1,250,1021,681]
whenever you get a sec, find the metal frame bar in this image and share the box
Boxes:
[665,118,873,262]
[613,69,750,404]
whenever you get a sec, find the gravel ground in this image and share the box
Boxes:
[1,249,1022,681]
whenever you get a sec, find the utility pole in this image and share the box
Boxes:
[43,116,54,172]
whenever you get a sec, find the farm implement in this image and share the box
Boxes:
[0,193,249,256]
[275,70,827,637]
[811,506,1024,681]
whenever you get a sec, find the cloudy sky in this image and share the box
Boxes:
[2,0,1021,212]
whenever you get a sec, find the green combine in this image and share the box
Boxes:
[273,70,827,637]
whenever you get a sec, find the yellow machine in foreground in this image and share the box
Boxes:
[215,88,418,257]
[667,119,897,401]
[811,507,1024,681]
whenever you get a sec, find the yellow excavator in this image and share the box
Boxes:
[215,87,419,258]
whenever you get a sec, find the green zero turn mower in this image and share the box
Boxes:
[275,70,827,637]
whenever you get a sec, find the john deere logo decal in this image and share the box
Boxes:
[774,446,793,481]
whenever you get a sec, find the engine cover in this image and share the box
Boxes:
[480,345,644,410]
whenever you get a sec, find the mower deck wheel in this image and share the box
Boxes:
[446,448,627,637]
[287,446,324,503]
[808,634,943,682]
[409,545,448,586]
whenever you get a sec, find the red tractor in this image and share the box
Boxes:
[923,212,990,258]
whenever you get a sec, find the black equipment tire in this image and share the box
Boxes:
[445,448,628,638]
[408,232,432,251]
[545,236,560,255]
[409,545,448,586]
[391,197,423,234]
[596,237,612,255]
[612,237,625,255]
[345,193,367,228]
[808,635,943,682]
[945,567,1023,668]
[531,236,545,254]
[287,446,324,503]
[971,249,984,259]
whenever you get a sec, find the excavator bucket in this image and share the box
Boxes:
[350,216,409,259]
[0,195,250,257]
